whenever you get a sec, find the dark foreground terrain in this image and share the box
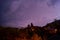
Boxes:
[0,20,60,40]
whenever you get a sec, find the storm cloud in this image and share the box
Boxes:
[0,0,60,27]
[47,0,60,7]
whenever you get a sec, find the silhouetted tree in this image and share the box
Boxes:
[27,24,30,27]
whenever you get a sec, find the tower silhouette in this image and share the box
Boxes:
[31,23,33,27]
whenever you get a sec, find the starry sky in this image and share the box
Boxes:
[0,0,60,27]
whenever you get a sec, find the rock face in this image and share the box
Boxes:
[31,33,42,40]
[15,25,43,40]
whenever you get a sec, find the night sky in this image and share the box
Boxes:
[0,0,60,27]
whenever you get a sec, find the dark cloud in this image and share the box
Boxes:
[0,0,13,25]
[47,0,60,7]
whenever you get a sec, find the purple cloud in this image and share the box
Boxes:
[1,0,60,28]
[47,0,60,7]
